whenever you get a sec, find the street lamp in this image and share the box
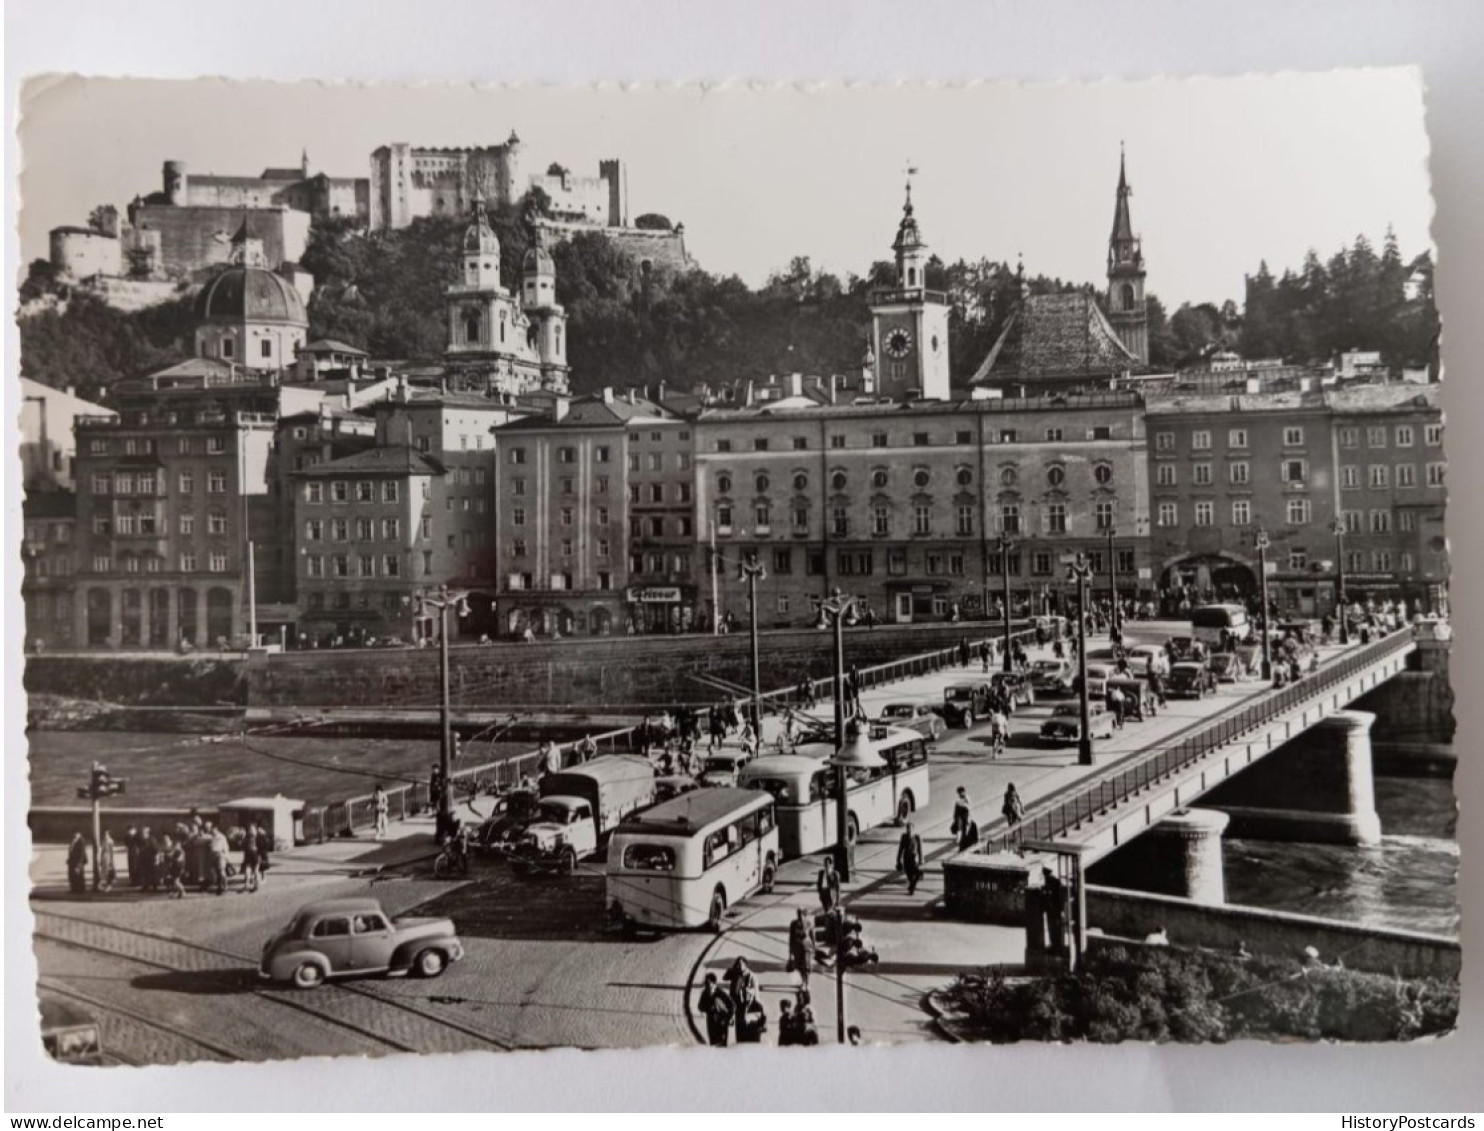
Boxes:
[1254,529,1272,680]
[417,584,472,839]
[1069,553,1094,767]
[1106,524,1120,641]
[737,552,767,727]
[997,532,1015,673]
[1331,518,1350,645]
[829,722,884,1044]
[814,589,861,880]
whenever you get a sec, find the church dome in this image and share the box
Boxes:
[523,242,555,274]
[195,265,307,326]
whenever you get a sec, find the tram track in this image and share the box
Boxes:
[33,908,514,1060]
[38,976,242,1064]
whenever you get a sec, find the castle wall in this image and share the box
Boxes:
[128,206,311,277]
[49,229,121,279]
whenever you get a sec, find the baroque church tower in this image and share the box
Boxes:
[1105,147,1149,365]
[868,174,951,401]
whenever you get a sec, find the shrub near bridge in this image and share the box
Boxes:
[943,945,1458,1043]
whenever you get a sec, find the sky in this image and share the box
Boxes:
[17,70,1432,308]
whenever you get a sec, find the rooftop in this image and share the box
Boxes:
[295,444,446,478]
[495,393,674,431]
[613,787,769,836]
[971,292,1140,385]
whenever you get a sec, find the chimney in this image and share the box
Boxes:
[396,374,410,403]
[745,380,755,407]
[790,372,803,398]
[602,387,615,404]
[626,390,636,405]
[553,396,570,421]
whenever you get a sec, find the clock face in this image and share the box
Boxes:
[885,327,913,358]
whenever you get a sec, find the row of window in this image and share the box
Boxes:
[92,471,231,496]
[305,554,407,579]
[305,518,407,542]
[304,481,406,504]
[86,436,232,457]
[1341,463,1447,489]
[711,426,1113,454]
[1335,508,1423,534]
[1151,499,1420,528]
[715,499,1120,538]
[715,463,1114,497]
[815,546,1133,579]
[305,590,406,612]
[1156,423,1444,453]
[1339,424,1444,449]
[90,553,230,574]
[629,483,693,504]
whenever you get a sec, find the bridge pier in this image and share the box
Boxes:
[1209,709,1383,846]
[1149,809,1230,905]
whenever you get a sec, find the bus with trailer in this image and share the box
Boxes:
[736,726,930,860]
[605,788,780,932]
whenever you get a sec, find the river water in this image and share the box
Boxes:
[1223,774,1460,938]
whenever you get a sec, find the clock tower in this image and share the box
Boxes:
[869,177,951,402]
[1106,146,1149,365]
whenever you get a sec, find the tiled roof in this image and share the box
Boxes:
[1327,383,1441,413]
[495,395,674,431]
[147,357,238,380]
[302,338,369,357]
[970,292,1139,384]
[1145,391,1327,414]
[297,444,445,477]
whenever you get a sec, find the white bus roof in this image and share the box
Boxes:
[613,787,770,837]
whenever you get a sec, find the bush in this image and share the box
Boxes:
[940,946,1457,1043]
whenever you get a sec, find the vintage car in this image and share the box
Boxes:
[1039,702,1116,746]
[989,671,1036,709]
[476,788,541,854]
[1167,661,1218,699]
[1105,676,1158,722]
[653,774,702,804]
[1125,644,1171,676]
[698,748,755,788]
[941,682,994,729]
[1029,659,1075,697]
[260,898,463,989]
[1071,663,1113,700]
[1208,652,1246,683]
[876,700,947,742]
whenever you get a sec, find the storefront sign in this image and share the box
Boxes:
[626,587,682,604]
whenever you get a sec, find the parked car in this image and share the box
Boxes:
[1125,644,1170,676]
[990,671,1036,709]
[942,682,994,728]
[260,898,463,988]
[1029,659,1075,697]
[1208,652,1245,683]
[1168,636,1196,661]
[1167,661,1218,699]
[653,774,702,804]
[698,748,755,788]
[1039,702,1116,746]
[1105,676,1158,721]
[1072,663,1113,700]
[476,788,541,854]
[876,700,947,741]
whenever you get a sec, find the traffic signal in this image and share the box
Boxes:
[85,765,126,799]
[452,734,464,761]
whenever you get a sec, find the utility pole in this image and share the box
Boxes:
[247,538,258,648]
[418,585,473,839]
[1331,518,1350,645]
[77,762,125,890]
[1069,554,1094,767]
[997,532,1015,673]
[738,552,767,726]
[1106,524,1119,639]
[1255,529,1272,679]
[815,589,867,880]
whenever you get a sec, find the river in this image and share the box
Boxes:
[1223,773,1460,938]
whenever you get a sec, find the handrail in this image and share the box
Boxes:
[1002,628,1416,851]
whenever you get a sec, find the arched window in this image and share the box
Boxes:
[831,470,848,491]
[912,468,931,489]
[871,469,889,489]
[956,467,973,487]
[1094,464,1114,486]
[1121,282,1135,310]
[717,473,733,495]
[792,472,808,492]
[464,312,480,344]
[755,473,770,494]
[999,466,1018,487]
[907,267,917,286]
[1047,466,1066,488]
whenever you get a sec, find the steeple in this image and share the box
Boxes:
[462,194,503,289]
[893,167,927,291]
[1105,144,1149,365]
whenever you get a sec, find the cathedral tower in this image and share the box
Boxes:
[1106,146,1149,365]
[868,175,951,401]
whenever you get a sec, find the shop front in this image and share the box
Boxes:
[625,586,696,635]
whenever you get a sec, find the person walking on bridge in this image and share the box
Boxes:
[959,639,971,668]
[817,856,841,914]
[896,821,925,896]
[1002,784,1025,829]
[950,787,972,840]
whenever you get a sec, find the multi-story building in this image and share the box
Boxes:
[1146,390,1339,615]
[1329,384,1447,611]
[21,491,77,651]
[291,446,444,646]
[696,394,1151,628]
[19,377,114,492]
[492,391,687,638]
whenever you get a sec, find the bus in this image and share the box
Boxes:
[1191,603,1252,646]
[736,726,931,860]
[605,788,780,932]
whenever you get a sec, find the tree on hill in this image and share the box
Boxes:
[634,213,673,231]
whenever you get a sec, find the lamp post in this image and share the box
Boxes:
[738,552,767,727]
[997,532,1015,673]
[1105,524,1119,640]
[828,721,885,1044]
[417,584,471,839]
[1331,518,1350,645]
[814,589,861,880]
[1254,529,1272,680]
[1069,553,1094,766]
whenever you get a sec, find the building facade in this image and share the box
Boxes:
[696,395,1152,629]
[22,492,78,651]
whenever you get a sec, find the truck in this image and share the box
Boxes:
[511,755,658,874]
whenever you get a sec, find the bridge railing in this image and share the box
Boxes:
[1005,627,1416,849]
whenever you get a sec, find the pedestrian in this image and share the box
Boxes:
[373,783,389,840]
[989,707,1010,757]
[66,832,88,895]
[817,855,841,913]
[724,957,759,1043]
[206,823,230,896]
[950,786,971,839]
[254,823,272,886]
[787,908,815,988]
[1002,783,1025,828]
[796,994,821,1045]
[979,640,992,673]
[578,733,597,762]
[1053,638,1066,660]
[124,826,140,888]
[241,821,262,892]
[138,826,156,892]
[957,815,980,853]
[96,830,116,892]
[778,999,798,1046]
[698,973,733,1047]
[896,820,924,896]
[1107,685,1126,729]
[161,835,186,899]
[959,638,971,668]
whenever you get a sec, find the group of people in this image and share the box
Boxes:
[65,816,271,899]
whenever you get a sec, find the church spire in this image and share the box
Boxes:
[1111,144,1135,244]
[893,165,927,290]
[1105,145,1149,365]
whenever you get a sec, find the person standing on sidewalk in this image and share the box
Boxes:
[698,973,733,1047]
[206,823,231,896]
[241,821,262,893]
[958,639,971,668]
[66,832,89,895]
[95,830,116,892]
[950,786,972,840]
[373,784,390,840]
[957,815,980,853]
[896,821,924,896]
[1002,784,1025,828]
[161,836,186,899]
[979,640,992,672]
[817,856,841,913]
[787,908,815,988]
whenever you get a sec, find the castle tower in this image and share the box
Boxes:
[462,196,503,290]
[868,174,950,401]
[1106,146,1149,364]
[500,130,523,209]
[599,158,628,227]
[164,160,188,206]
